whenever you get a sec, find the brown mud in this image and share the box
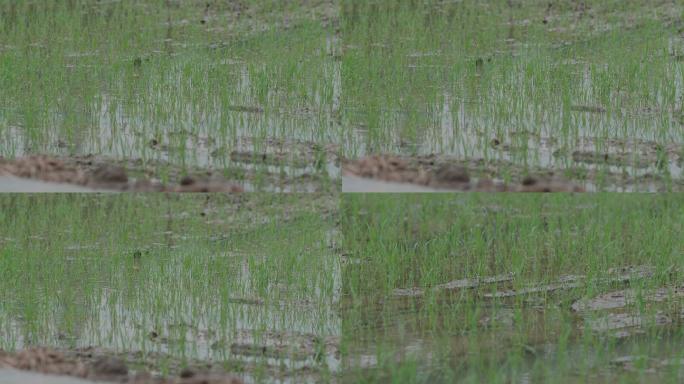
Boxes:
[343,155,586,192]
[0,348,242,384]
[344,131,684,191]
[0,156,244,192]
[1,329,341,383]
[212,137,340,170]
[223,330,340,363]
[0,151,340,192]
[392,273,515,298]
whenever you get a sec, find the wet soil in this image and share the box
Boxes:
[344,139,683,194]
[388,265,658,300]
[0,328,340,383]
[0,146,339,192]
[392,273,515,298]
[0,348,242,384]
[0,156,243,192]
[342,155,586,192]
[211,137,340,173]
[222,329,340,365]
[572,287,684,312]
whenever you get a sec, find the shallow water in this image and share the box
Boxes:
[0,1,340,173]
[340,194,684,381]
[0,369,98,384]
[0,176,107,193]
[342,175,442,193]
[0,195,340,383]
[342,269,684,382]
[342,1,684,191]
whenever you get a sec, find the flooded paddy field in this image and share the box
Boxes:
[0,193,341,383]
[341,0,684,192]
[0,1,340,191]
[341,194,684,382]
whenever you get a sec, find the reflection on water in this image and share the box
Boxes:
[0,0,341,175]
[343,0,684,191]
[350,75,683,178]
[342,289,684,382]
[0,195,341,382]
[0,369,99,384]
[1,60,340,170]
[0,251,340,376]
[0,176,106,193]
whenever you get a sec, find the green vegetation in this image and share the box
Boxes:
[0,1,340,179]
[342,194,684,382]
[0,194,340,382]
[342,0,684,190]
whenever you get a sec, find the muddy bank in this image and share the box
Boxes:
[0,348,242,384]
[0,156,244,192]
[343,131,684,192]
[0,152,340,192]
[343,155,586,192]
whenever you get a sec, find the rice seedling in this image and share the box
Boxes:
[341,193,684,382]
[0,1,341,190]
[0,193,341,382]
[341,0,684,191]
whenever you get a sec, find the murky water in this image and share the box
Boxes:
[342,1,684,191]
[0,1,340,175]
[342,175,442,193]
[340,194,684,381]
[0,369,98,384]
[0,251,341,381]
[0,176,107,193]
[0,194,341,383]
[342,276,684,382]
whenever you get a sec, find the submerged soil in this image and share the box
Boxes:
[0,140,340,192]
[0,330,340,384]
[0,348,242,384]
[343,155,586,192]
[344,264,684,380]
[0,156,243,192]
